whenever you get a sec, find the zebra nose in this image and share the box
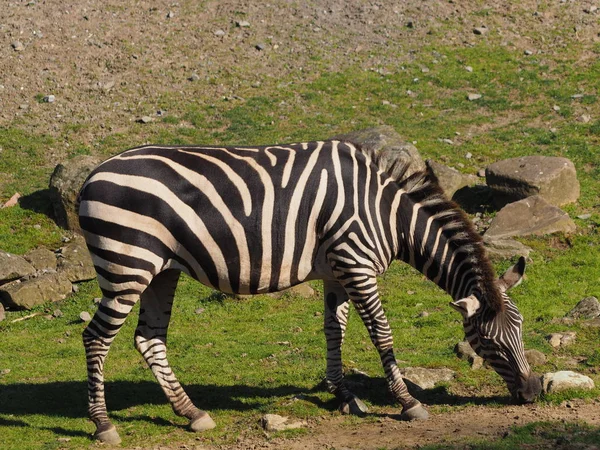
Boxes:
[515,373,542,404]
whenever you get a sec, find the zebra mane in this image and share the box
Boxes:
[358,144,504,314]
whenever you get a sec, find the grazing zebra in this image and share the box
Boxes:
[78,140,541,444]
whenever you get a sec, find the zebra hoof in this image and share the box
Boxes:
[94,424,122,445]
[400,403,429,421]
[340,396,369,416]
[190,412,216,432]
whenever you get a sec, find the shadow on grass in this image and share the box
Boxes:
[0,376,510,424]
[18,188,56,219]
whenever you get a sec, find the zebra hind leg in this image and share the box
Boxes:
[323,280,369,416]
[134,269,216,432]
[83,292,142,445]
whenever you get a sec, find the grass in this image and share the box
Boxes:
[0,39,599,449]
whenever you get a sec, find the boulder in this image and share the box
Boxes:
[541,371,595,393]
[261,414,307,432]
[0,272,72,310]
[402,367,455,390]
[23,248,57,272]
[425,160,479,199]
[56,235,96,282]
[484,196,576,239]
[566,297,600,320]
[48,156,101,233]
[486,156,580,207]
[525,349,547,367]
[482,235,532,261]
[333,126,426,178]
[0,251,36,285]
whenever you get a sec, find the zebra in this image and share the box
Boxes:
[78,140,541,444]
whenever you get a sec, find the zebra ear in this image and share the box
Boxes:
[497,256,526,293]
[449,295,481,319]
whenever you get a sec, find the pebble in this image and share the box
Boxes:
[418,311,430,318]
[255,43,265,51]
[194,307,205,315]
[0,369,11,375]
[577,214,592,220]
[473,26,488,35]
[571,93,584,99]
[166,10,175,19]
[43,95,55,103]
[19,104,29,110]
[236,20,250,27]
[93,297,102,304]
[442,138,454,145]
[578,114,591,123]
[314,311,322,317]
[467,93,482,101]
[421,67,430,73]
[524,50,534,55]
[553,105,560,111]
[477,168,486,177]
[214,29,225,37]
[11,41,25,51]
[72,284,79,293]
[79,311,92,322]
[465,66,473,72]
[53,309,63,318]
[465,152,473,159]
[189,72,200,81]
[138,116,152,124]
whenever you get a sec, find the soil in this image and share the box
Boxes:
[2,1,600,448]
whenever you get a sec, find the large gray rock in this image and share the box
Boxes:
[0,272,72,310]
[486,156,580,207]
[541,371,595,393]
[24,248,57,272]
[49,156,101,233]
[485,195,576,239]
[426,160,479,199]
[334,126,426,178]
[402,367,455,390]
[566,297,600,319]
[56,235,96,283]
[0,251,36,284]
[482,235,532,261]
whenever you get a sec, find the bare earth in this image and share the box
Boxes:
[2,1,600,448]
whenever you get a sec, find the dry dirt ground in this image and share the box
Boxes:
[2,1,600,449]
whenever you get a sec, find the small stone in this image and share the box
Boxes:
[236,20,250,28]
[465,152,473,159]
[524,50,534,55]
[0,369,11,375]
[547,332,576,348]
[314,311,322,317]
[19,104,29,110]
[189,73,200,82]
[43,95,56,103]
[57,438,71,443]
[166,10,175,18]
[571,93,584,99]
[442,138,454,145]
[470,355,484,370]
[195,307,205,315]
[467,93,482,101]
[138,116,152,124]
[255,43,265,51]
[577,214,592,220]
[525,349,547,367]
[455,341,477,361]
[79,311,92,322]
[421,67,430,73]
[93,297,102,304]
[57,338,66,344]
[214,29,225,37]
[2,192,21,208]
[578,114,591,123]
[53,309,63,318]
[477,169,486,177]
[473,27,488,35]
[72,284,79,293]
[465,66,473,72]
[418,311,429,318]
[553,105,561,111]
[11,41,25,51]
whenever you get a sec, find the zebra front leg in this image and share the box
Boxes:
[83,294,141,444]
[134,270,216,432]
[341,276,429,421]
[323,280,369,416]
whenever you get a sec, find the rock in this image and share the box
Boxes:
[454,341,483,369]
[0,303,4,321]
[485,156,580,207]
[195,307,205,315]
[56,235,96,282]
[79,311,92,322]
[261,414,307,432]
[138,116,153,123]
[214,29,225,37]
[484,196,576,240]
[0,272,72,310]
[43,95,55,103]
[1,192,21,208]
[542,371,594,393]
[567,297,600,319]
[578,114,592,123]
[11,41,25,51]
[23,248,57,272]
[465,66,473,72]
[482,235,532,261]
[333,126,426,178]
[0,252,36,284]
[235,20,250,28]
[425,160,478,199]
[48,156,101,232]
[582,318,600,328]
[525,349,547,367]
[255,43,265,51]
[402,367,455,390]
[524,50,534,56]
[467,93,482,101]
[166,10,175,18]
[189,73,200,82]
[473,27,488,35]
[547,332,576,348]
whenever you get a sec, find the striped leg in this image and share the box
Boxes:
[83,293,140,444]
[323,280,368,415]
[134,270,216,432]
[338,274,429,421]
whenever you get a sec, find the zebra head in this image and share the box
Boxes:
[450,257,542,403]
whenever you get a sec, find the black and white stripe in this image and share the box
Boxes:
[79,140,539,443]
